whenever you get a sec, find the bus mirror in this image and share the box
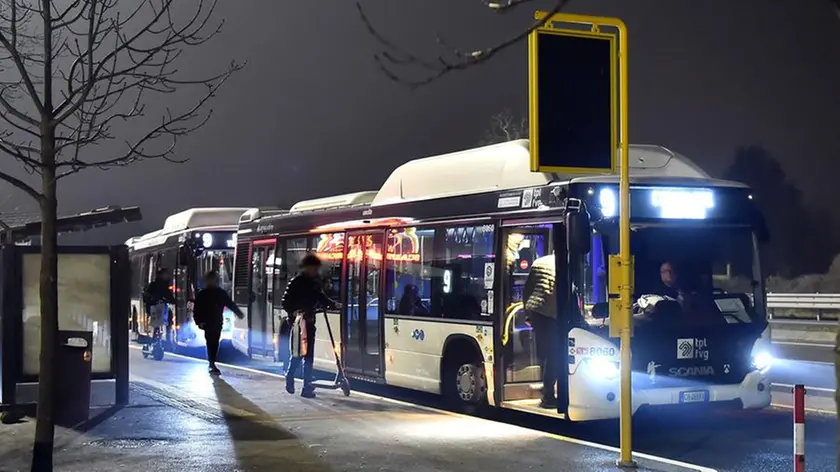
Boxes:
[566,207,591,255]
[591,302,609,319]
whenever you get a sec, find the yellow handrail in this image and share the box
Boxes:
[501,302,524,346]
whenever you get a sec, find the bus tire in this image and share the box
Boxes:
[442,339,487,411]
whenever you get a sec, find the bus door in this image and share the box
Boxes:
[497,223,556,406]
[249,239,276,357]
[343,231,385,377]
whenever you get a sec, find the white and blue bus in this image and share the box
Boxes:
[232,140,773,421]
[127,208,250,350]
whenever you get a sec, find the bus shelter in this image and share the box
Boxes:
[0,207,139,415]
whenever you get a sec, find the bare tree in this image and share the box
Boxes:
[479,109,528,145]
[0,1,241,469]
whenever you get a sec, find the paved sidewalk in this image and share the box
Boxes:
[0,348,717,471]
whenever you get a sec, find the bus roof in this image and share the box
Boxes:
[290,192,377,213]
[128,207,250,250]
[162,208,251,233]
[285,139,742,214]
[239,207,290,224]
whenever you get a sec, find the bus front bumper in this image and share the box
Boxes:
[567,370,771,421]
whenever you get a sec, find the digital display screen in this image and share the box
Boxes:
[582,185,756,223]
[533,31,615,172]
[190,231,236,250]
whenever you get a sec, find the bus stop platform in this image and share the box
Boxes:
[0,347,718,471]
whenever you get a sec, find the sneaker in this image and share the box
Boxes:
[539,398,557,409]
[285,383,295,395]
[209,366,221,375]
[301,389,316,399]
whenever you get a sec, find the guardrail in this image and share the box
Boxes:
[767,293,840,322]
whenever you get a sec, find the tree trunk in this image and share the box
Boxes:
[31,158,58,472]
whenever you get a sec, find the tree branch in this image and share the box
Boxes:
[356,0,571,89]
[0,7,44,113]
[0,166,42,202]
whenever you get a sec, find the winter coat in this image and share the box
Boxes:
[523,255,557,319]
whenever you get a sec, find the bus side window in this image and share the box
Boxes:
[432,225,496,321]
[309,233,343,302]
[385,227,434,317]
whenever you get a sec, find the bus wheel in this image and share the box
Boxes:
[456,363,486,404]
[444,357,487,412]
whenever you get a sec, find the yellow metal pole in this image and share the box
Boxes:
[616,22,635,469]
[532,13,633,466]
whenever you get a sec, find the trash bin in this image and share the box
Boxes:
[54,330,93,427]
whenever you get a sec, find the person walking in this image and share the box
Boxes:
[193,270,244,375]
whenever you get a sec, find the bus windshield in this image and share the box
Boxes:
[584,225,764,322]
[196,251,235,295]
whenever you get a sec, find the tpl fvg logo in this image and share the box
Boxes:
[676,338,709,361]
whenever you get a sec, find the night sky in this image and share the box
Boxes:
[14,1,839,244]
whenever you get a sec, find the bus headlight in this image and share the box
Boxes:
[599,188,617,218]
[586,357,620,380]
[751,350,773,373]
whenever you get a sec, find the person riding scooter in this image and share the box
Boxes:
[144,268,175,338]
[282,253,342,398]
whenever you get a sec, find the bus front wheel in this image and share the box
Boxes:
[455,363,486,404]
[443,347,487,411]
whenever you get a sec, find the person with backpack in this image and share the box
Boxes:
[193,270,244,375]
[282,253,341,398]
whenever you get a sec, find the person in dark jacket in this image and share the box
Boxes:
[523,254,558,408]
[143,268,175,337]
[282,253,342,398]
[193,270,244,375]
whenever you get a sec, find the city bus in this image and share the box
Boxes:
[127,207,251,354]
[233,140,773,421]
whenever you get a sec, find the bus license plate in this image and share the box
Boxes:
[679,390,708,403]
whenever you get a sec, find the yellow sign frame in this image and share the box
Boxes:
[528,15,619,175]
[529,11,633,468]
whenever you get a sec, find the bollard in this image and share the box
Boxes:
[793,384,805,472]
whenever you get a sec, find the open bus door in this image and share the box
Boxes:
[496,220,572,417]
[496,206,588,418]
